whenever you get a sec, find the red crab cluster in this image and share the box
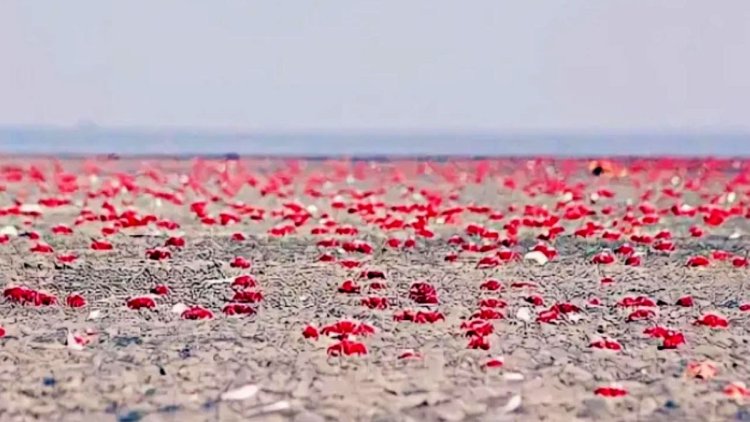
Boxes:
[4,286,58,306]
[3,157,750,403]
[302,319,374,357]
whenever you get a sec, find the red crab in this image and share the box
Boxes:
[589,338,622,351]
[484,357,504,368]
[57,253,78,263]
[694,313,729,328]
[231,275,257,290]
[660,331,686,349]
[675,296,694,307]
[393,310,445,324]
[4,287,57,306]
[592,251,615,265]
[479,298,507,308]
[222,303,256,316]
[302,324,319,340]
[471,308,505,320]
[232,290,264,304]
[460,319,494,337]
[626,309,656,322]
[321,320,376,339]
[594,386,628,398]
[230,256,252,269]
[467,335,490,350]
[618,296,656,307]
[686,256,710,267]
[145,248,171,260]
[360,296,388,310]
[164,236,186,248]
[66,293,87,308]
[327,339,368,357]
[151,284,171,295]
[181,306,214,320]
[398,349,422,360]
[480,279,503,291]
[338,280,361,294]
[339,259,361,269]
[127,296,156,310]
[536,308,560,323]
[90,239,113,251]
[30,242,54,253]
[409,281,439,304]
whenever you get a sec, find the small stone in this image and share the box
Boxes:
[639,397,658,417]
[562,364,594,384]
[294,411,326,422]
[461,400,488,415]
[579,398,614,419]
[117,410,144,422]
[159,405,181,414]
[663,400,679,410]
[433,400,465,421]
[717,402,739,419]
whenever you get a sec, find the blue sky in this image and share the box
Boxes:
[1,1,749,132]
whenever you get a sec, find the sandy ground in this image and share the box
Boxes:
[1,158,750,421]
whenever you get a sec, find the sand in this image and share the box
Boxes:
[1,158,749,421]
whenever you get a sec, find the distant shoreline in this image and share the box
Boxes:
[0,154,744,162]
[2,126,749,157]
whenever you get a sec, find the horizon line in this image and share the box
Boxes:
[2,124,750,138]
[3,125,750,158]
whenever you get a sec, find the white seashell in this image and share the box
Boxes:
[20,204,43,213]
[257,400,290,413]
[221,384,260,401]
[0,225,19,237]
[171,303,189,315]
[680,204,694,212]
[206,277,234,285]
[523,251,548,266]
[516,307,532,322]
[66,331,85,351]
[567,313,585,323]
[503,372,525,381]
[502,395,522,413]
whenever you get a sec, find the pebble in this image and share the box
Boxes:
[294,411,326,422]
[433,400,466,421]
[579,398,614,419]
[117,410,143,422]
[562,364,594,384]
[639,397,658,417]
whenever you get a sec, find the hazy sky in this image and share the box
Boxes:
[2,1,749,132]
